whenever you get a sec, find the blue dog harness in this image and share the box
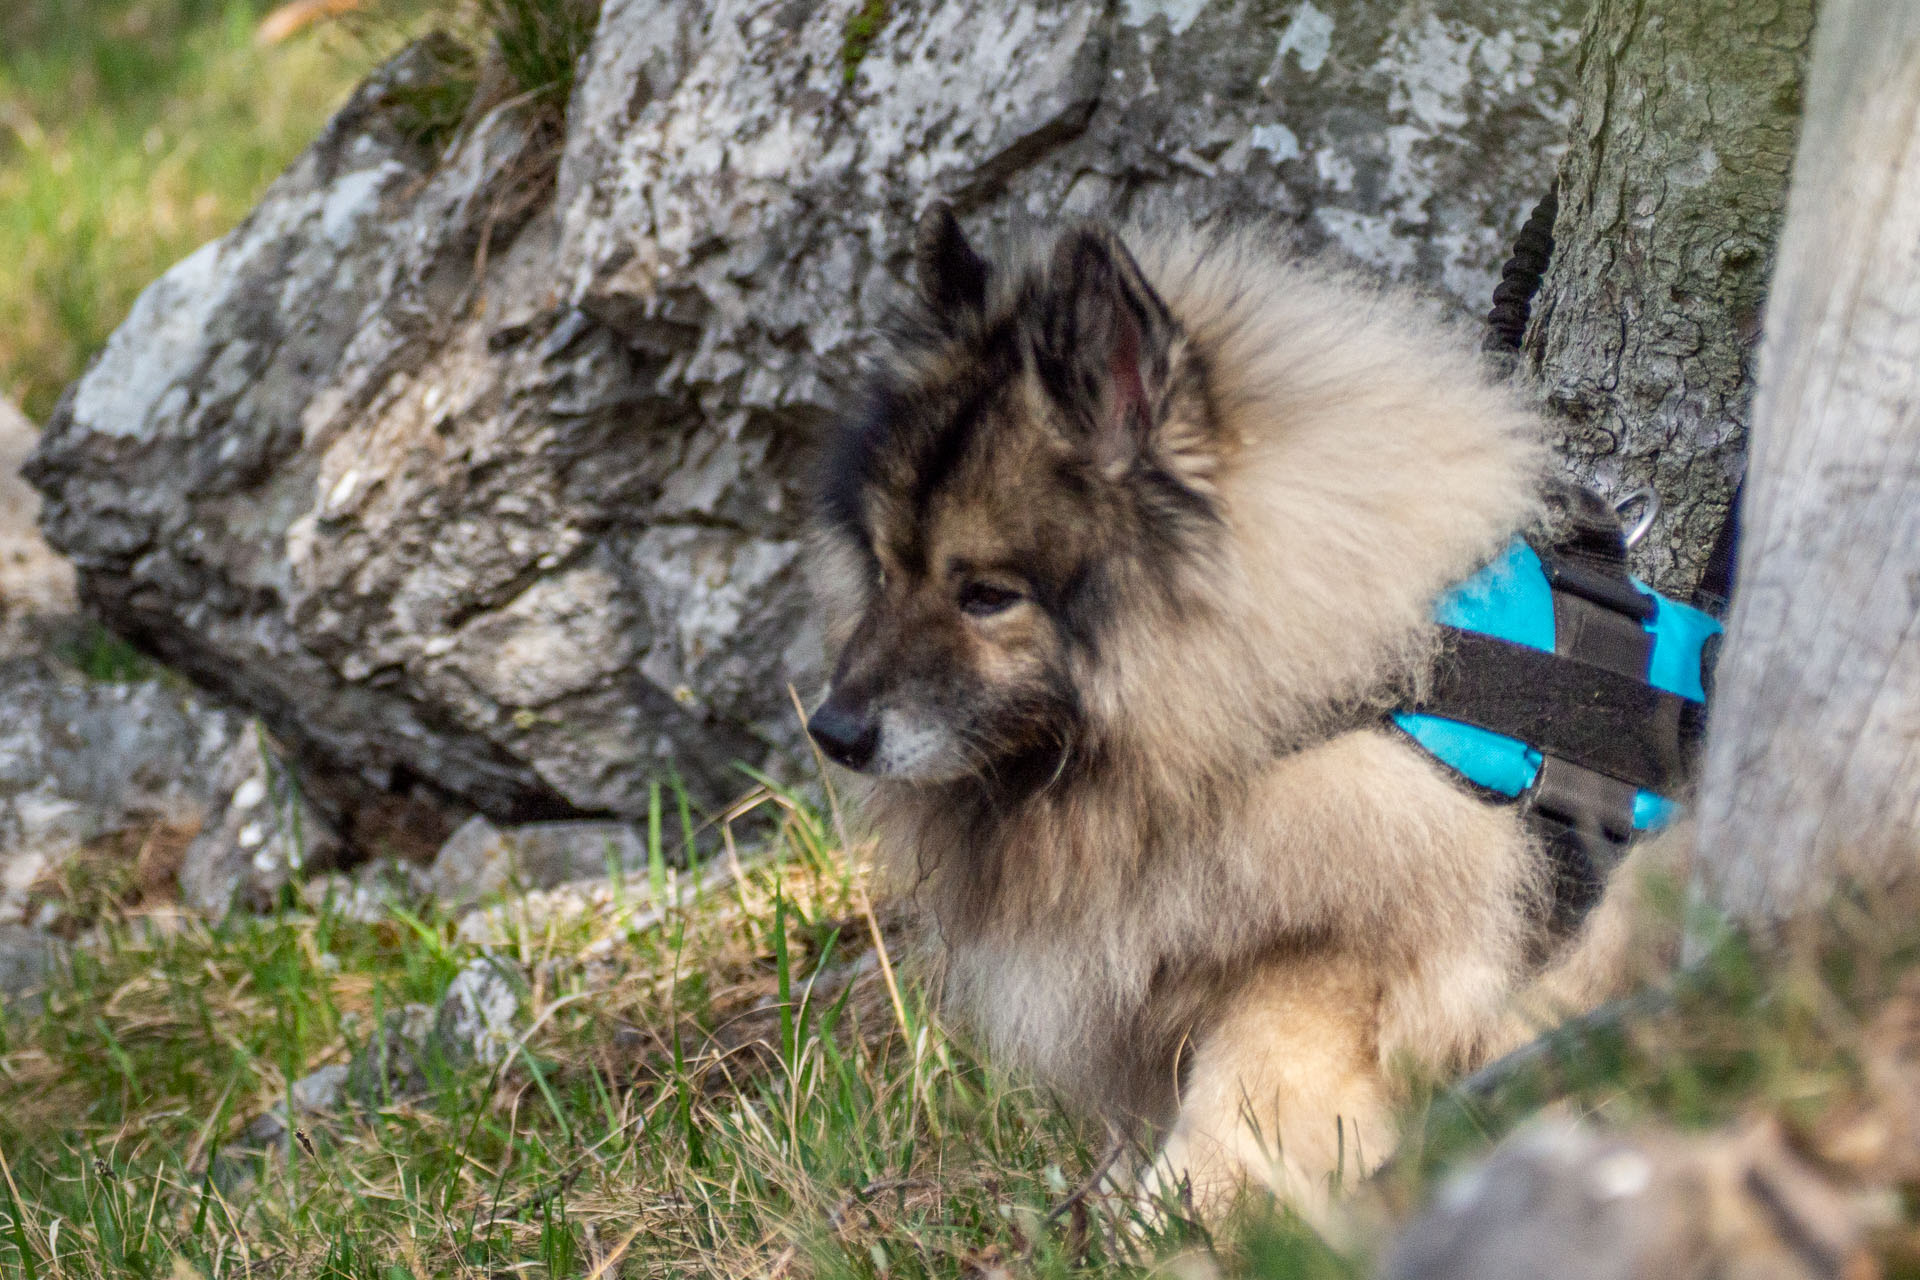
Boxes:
[1391,486,1723,931]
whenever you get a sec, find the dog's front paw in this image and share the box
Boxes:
[1136,1118,1373,1236]
[1132,1126,1289,1225]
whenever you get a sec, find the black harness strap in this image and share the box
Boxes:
[1529,766,1638,928]
[1544,558,1655,625]
[1405,481,1705,935]
[1419,629,1692,793]
[1693,474,1744,619]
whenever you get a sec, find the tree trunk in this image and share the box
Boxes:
[1694,0,1920,924]
[1526,0,1812,597]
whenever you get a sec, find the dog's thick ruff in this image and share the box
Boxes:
[809,208,1653,1217]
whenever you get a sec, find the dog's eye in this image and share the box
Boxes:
[959,581,1023,617]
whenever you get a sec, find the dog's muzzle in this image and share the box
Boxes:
[807,696,878,771]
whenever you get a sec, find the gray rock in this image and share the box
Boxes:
[2,398,314,924]
[427,814,513,906]
[433,955,522,1069]
[0,923,65,1005]
[290,1062,351,1114]
[0,397,75,660]
[513,821,649,886]
[0,657,244,924]
[343,957,524,1102]
[242,1108,290,1150]
[429,814,648,906]
[26,1,1579,822]
[1382,1120,1872,1280]
[239,1061,354,1154]
[346,1002,440,1105]
[178,725,344,916]
[299,857,434,923]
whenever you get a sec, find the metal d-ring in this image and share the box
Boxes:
[1614,485,1660,548]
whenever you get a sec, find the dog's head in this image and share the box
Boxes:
[807,205,1225,783]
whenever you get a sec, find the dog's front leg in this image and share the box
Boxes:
[1145,952,1392,1224]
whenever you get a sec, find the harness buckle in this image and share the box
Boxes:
[1613,486,1660,549]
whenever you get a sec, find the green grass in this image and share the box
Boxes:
[840,0,890,87]
[0,0,594,425]
[58,620,159,683]
[481,0,596,108]
[0,1,426,421]
[11,769,1920,1277]
[0,784,1255,1278]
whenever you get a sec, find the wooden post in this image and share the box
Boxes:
[1694,0,1920,923]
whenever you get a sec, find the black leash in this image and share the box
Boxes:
[1483,184,1559,354]
[1483,185,1744,622]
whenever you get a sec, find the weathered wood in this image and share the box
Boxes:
[1526,0,1813,596]
[1695,0,1920,923]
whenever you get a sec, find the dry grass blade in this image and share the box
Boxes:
[256,0,367,45]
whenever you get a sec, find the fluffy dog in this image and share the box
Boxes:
[805,204,1652,1217]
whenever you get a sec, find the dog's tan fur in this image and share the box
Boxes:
[808,211,1652,1215]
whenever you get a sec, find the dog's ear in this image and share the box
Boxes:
[914,202,990,322]
[1037,224,1181,474]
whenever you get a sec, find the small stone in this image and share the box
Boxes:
[1383,1120,1872,1280]
[428,814,512,907]
[508,821,647,889]
[244,1107,289,1148]
[177,726,342,916]
[289,1062,350,1114]
[301,858,431,923]
[347,1003,438,1105]
[230,775,267,811]
[432,956,522,1069]
[428,817,650,908]
[0,924,65,1006]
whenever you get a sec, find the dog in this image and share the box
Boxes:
[804,203,1664,1219]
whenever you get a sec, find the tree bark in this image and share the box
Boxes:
[1694,0,1920,924]
[1526,0,1812,596]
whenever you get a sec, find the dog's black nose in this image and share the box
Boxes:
[807,699,878,770]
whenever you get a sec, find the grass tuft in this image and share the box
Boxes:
[58,619,157,683]
[377,28,480,148]
[840,0,890,87]
[479,0,597,108]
